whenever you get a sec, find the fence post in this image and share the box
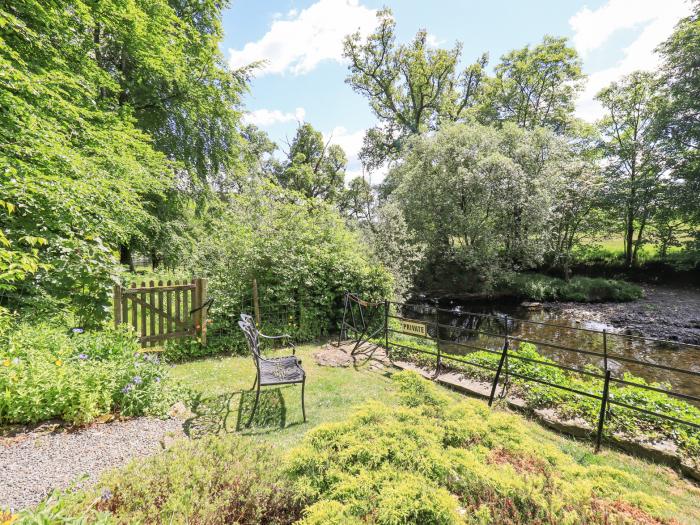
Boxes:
[602,329,608,372]
[338,292,348,347]
[252,278,261,327]
[384,299,389,353]
[113,285,122,328]
[433,301,442,378]
[595,369,611,453]
[488,315,510,407]
[200,278,208,346]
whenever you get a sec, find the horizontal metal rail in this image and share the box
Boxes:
[383,298,700,452]
[607,399,700,430]
[387,340,499,373]
[611,378,700,404]
[393,300,700,350]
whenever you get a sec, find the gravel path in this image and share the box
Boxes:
[0,417,185,511]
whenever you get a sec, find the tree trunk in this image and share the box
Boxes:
[120,245,135,273]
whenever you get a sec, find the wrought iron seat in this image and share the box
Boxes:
[257,355,305,384]
[238,315,306,426]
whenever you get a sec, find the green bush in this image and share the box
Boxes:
[286,371,676,524]
[0,323,182,425]
[190,188,393,344]
[497,273,643,302]
[17,434,303,525]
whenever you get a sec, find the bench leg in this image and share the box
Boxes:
[301,378,307,423]
[247,382,261,428]
[250,372,258,391]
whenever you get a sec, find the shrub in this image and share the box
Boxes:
[498,273,643,302]
[189,189,393,345]
[17,435,303,525]
[0,322,182,425]
[285,371,678,524]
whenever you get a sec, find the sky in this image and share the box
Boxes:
[221,0,693,181]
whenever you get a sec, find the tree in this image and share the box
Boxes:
[90,0,250,192]
[484,36,584,132]
[340,176,375,223]
[596,72,667,267]
[276,123,347,202]
[657,3,700,237]
[343,8,488,168]
[545,123,606,277]
[390,122,566,286]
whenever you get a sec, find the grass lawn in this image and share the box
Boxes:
[171,343,700,524]
[170,342,399,449]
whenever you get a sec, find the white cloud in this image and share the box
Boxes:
[228,0,378,76]
[425,33,444,49]
[570,0,691,121]
[243,107,306,127]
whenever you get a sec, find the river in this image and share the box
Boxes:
[404,284,700,402]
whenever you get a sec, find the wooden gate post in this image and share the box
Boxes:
[252,277,261,326]
[200,278,208,346]
[113,285,122,328]
[193,277,209,345]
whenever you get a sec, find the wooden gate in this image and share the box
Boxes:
[113,278,209,348]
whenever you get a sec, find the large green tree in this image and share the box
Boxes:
[657,2,700,238]
[596,71,667,267]
[389,122,568,285]
[276,123,347,202]
[484,36,585,132]
[343,8,488,169]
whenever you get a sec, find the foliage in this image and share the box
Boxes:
[361,202,426,299]
[658,2,700,228]
[286,371,680,524]
[0,0,249,325]
[0,323,181,425]
[189,186,392,340]
[343,8,489,168]
[496,274,643,302]
[389,122,570,285]
[483,36,584,132]
[16,435,303,525]
[596,72,668,268]
[275,123,347,202]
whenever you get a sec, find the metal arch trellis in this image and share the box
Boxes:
[338,292,385,354]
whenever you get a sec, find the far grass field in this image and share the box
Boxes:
[171,344,700,524]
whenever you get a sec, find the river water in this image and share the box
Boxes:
[401,292,700,403]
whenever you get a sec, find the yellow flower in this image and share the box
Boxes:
[55,359,63,367]
[1,359,9,367]
[1,514,18,525]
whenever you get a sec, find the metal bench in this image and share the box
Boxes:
[238,314,306,427]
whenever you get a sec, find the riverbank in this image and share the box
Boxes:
[545,284,700,345]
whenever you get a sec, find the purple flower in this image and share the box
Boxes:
[78,353,88,360]
[101,488,112,502]
[132,376,142,385]
[121,384,134,394]
[154,377,161,383]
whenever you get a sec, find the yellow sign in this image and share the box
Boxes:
[400,320,427,337]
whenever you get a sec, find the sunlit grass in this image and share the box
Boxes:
[170,344,700,523]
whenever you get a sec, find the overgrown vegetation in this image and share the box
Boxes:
[11,369,700,524]
[497,274,643,302]
[0,320,182,425]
